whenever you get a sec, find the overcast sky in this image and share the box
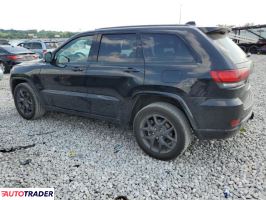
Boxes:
[0,0,265,31]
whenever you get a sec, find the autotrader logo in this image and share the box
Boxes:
[0,188,54,199]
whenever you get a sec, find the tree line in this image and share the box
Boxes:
[0,29,77,39]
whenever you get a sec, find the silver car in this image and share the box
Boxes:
[17,40,60,58]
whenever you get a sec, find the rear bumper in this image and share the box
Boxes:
[195,110,254,139]
[190,89,254,139]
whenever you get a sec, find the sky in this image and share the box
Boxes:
[0,0,265,32]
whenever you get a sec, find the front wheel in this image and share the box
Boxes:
[14,83,45,120]
[133,102,193,160]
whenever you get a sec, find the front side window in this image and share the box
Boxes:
[55,35,93,65]
[141,34,195,63]
[98,34,138,63]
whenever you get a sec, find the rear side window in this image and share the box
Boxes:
[1,46,32,54]
[209,34,248,64]
[31,42,42,49]
[98,34,138,63]
[141,34,195,63]
[22,43,31,49]
[18,43,25,47]
[0,48,7,55]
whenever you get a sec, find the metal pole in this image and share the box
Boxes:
[179,4,182,24]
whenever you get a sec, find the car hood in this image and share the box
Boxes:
[11,59,46,75]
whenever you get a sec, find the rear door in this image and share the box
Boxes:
[86,33,144,119]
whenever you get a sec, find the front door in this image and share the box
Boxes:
[39,35,95,112]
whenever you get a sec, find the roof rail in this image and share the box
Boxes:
[95,24,186,31]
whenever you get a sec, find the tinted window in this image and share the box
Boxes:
[55,35,93,64]
[141,34,195,63]
[98,34,137,62]
[208,34,248,64]
[31,42,42,49]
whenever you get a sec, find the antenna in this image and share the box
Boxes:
[179,3,183,24]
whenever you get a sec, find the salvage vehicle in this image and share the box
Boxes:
[0,45,39,73]
[10,24,254,160]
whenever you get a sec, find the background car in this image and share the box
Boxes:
[17,40,59,58]
[0,45,39,73]
[0,39,10,45]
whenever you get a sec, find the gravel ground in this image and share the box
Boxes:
[0,55,265,200]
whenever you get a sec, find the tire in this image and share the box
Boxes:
[133,102,192,160]
[14,83,45,120]
[248,45,258,54]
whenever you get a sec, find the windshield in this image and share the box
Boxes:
[209,33,248,64]
[1,46,33,54]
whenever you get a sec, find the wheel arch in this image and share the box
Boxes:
[10,77,41,99]
[130,91,197,130]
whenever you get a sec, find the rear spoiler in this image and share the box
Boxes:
[198,27,230,34]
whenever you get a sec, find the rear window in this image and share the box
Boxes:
[209,34,248,64]
[141,34,195,63]
[31,42,42,49]
[1,46,32,54]
[0,48,7,55]
[45,42,59,49]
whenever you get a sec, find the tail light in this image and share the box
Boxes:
[210,68,250,87]
[6,55,21,61]
[43,50,47,55]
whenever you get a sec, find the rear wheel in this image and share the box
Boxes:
[133,102,192,160]
[249,45,258,54]
[14,83,45,120]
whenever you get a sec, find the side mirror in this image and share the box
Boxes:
[44,52,53,63]
[57,55,70,65]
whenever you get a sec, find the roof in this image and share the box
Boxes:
[95,24,189,31]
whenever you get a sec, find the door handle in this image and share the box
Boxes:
[71,66,84,72]
[124,67,140,73]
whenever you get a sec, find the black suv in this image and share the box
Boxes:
[10,25,254,160]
